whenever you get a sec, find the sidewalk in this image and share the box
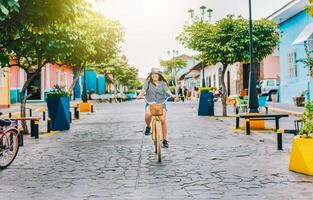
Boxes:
[268,102,305,117]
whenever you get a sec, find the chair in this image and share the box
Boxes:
[236,96,248,113]
[258,95,268,113]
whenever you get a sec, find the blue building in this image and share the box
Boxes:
[73,70,106,100]
[269,0,313,104]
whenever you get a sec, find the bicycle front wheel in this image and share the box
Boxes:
[0,130,19,169]
[155,124,162,163]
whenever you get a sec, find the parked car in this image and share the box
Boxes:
[258,79,280,101]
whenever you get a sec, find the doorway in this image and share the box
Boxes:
[27,73,41,100]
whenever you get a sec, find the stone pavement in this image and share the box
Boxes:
[0,100,312,199]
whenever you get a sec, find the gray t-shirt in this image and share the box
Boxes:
[144,80,170,103]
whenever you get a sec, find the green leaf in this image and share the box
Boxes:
[0,5,9,15]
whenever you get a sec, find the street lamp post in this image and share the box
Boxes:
[188,6,213,88]
[207,9,213,23]
[82,65,88,102]
[167,50,179,84]
[167,50,179,95]
[248,0,259,113]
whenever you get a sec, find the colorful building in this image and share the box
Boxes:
[9,63,75,103]
[269,0,313,104]
[205,63,240,96]
[0,67,10,108]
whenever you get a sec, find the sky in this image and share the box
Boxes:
[91,0,291,78]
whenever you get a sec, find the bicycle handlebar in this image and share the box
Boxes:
[144,96,170,105]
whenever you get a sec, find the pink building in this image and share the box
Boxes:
[260,51,280,80]
[9,63,74,103]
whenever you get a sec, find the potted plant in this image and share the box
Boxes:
[46,85,71,131]
[293,90,306,107]
[289,101,313,175]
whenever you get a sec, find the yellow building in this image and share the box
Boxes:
[0,67,10,108]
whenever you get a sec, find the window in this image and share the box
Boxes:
[267,80,275,86]
[287,52,297,78]
[56,70,61,85]
[213,74,216,87]
[0,68,6,87]
[0,74,3,87]
[64,73,68,90]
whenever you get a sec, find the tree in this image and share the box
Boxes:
[159,57,187,87]
[0,0,19,21]
[178,15,279,116]
[92,57,141,91]
[64,11,124,94]
[306,0,313,16]
[0,0,90,132]
[0,1,124,132]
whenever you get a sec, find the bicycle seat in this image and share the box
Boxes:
[0,119,11,126]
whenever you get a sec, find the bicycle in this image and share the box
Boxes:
[0,112,20,169]
[145,97,169,163]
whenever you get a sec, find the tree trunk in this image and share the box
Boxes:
[19,68,42,133]
[20,92,28,134]
[220,63,228,116]
[67,64,84,94]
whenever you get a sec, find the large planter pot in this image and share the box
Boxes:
[47,96,70,131]
[198,91,214,116]
[293,96,305,107]
[289,135,313,176]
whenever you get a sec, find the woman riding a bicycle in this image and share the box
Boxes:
[137,68,175,148]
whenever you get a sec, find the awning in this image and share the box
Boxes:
[292,22,313,45]
[185,70,200,78]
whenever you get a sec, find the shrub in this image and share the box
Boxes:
[300,101,313,137]
[46,85,70,99]
[200,87,217,92]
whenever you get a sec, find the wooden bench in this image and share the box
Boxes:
[236,113,289,135]
[70,105,80,120]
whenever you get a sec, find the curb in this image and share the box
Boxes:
[268,107,303,117]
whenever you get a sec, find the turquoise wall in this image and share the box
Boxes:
[96,75,106,95]
[278,11,313,104]
[81,70,97,94]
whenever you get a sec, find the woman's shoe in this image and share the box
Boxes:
[145,127,151,136]
[162,140,169,148]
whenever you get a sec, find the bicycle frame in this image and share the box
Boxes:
[144,97,169,162]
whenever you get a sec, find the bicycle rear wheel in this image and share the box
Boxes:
[0,130,19,169]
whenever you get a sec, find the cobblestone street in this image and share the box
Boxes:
[1,101,313,199]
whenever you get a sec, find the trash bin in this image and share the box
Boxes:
[198,91,214,116]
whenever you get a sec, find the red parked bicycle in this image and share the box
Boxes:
[0,112,20,169]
